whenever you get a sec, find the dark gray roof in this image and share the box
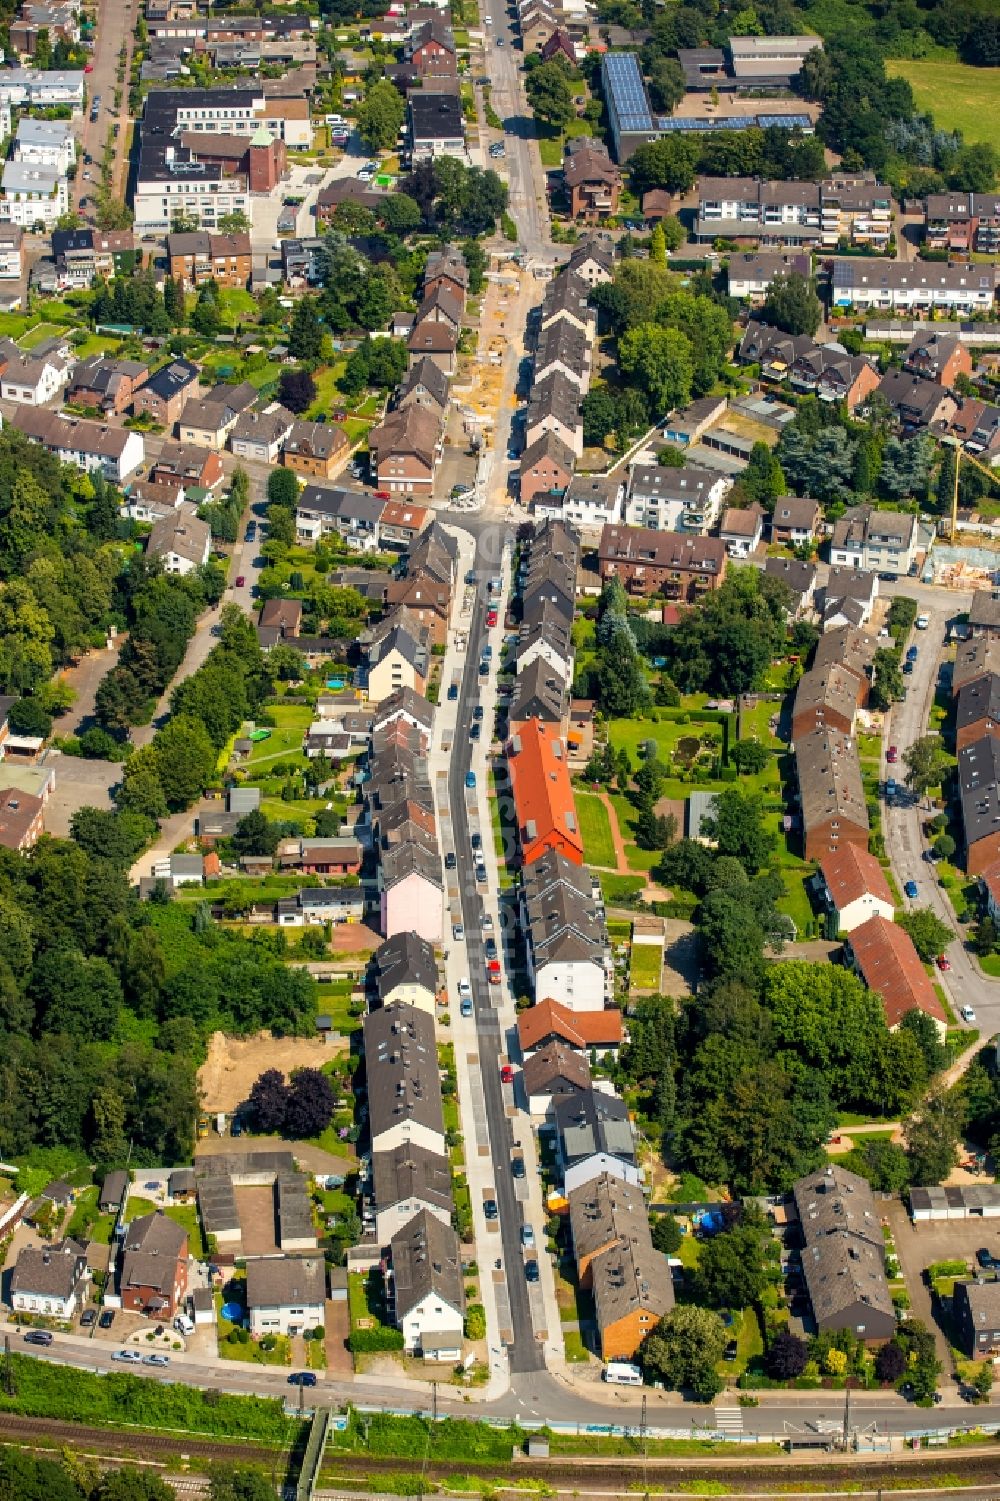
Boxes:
[389,1208,464,1319]
[541,270,592,325]
[121,1210,188,1297]
[373,930,438,1001]
[960,735,1000,849]
[970,591,1000,632]
[381,836,442,892]
[957,672,1000,735]
[528,368,582,432]
[793,1165,893,1332]
[568,1173,650,1266]
[400,355,449,409]
[522,1040,591,1101]
[298,484,385,525]
[372,1141,453,1219]
[99,1170,129,1209]
[954,637,1000,696]
[142,358,199,400]
[795,727,868,837]
[516,600,574,667]
[11,1240,87,1299]
[372,684,435,733]
[627,461,724,506]
[591,1236,673,1338]
[555,1090,635,1169]
[409,92,464,142]
[364,1003,445,1142]
[520,429,576,477]
[763,555,816,600]
[509,655,566,723]
[245,1254,326,1309]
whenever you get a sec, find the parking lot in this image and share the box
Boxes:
[886,1198,1000,1361]
[44,754,121,836]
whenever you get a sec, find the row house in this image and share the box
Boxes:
[369,404,443,495]
[282,419,350,482]
[625,462,731,535]
[792,1166,895,1343]
[816,844,894,935]
[166,230,252,290]
[519,849,608,1012]
[961,736,1000,875]
[727,249,810,301]
[67,357,150,417]
[845,914,947,1037]
[178,381,258,450]
[569,1174,673,1361]
[956,673,1000,755]
[515,600,574,684]
[51,227,136,288]
[829,503,920,577]
[385,522,457,646]
[795,725,868,862]
[533,471,623,530]
[870,369,957,434]
[540,271,594,336]
[519,430,577,508]
[903,331,973,389]
[526,369,583,458]
[295,484,384,550]
[10,405,144,483]
[832,258,998,314]
[230,405,295,464]
[738,322,879,412]
[563,137,621,222]
[508,718,584,867]
[598,523,727,601]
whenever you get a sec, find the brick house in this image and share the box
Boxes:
[67,357,149,416]
[563,137,621,222]
[795,727,869,862]
[961,736,1000,874]
[167,230,252,290]
[131,359,200,428]
[903,331,973,389]
[770,494,820,547]
[119,1210,188,1317]
[956,673,1000,753]
[519,431,576,508]
[597,523,726,600]
[0,787,44,851]
[282,420,350,481]
[369,405,442,495]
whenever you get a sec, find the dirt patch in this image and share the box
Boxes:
[198,1031,344,1115]
[234,1185,279,1256]
[329,921,383,955]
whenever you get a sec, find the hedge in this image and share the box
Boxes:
[347,1326,404,1353]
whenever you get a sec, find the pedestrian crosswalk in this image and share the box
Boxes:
[714,1406,743,1433]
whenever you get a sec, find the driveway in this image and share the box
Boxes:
[54,638,122,739]
[44,754,121,836]
[884,1197,951,1364]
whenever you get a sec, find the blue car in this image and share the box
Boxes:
[904,880,918,898]
[465,770,476,788]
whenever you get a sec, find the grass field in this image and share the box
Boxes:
[599,871,646,904]
[246,704,312,766]
[19,322,64,350]
[575,791,616,868]
[630,941,663,990]
[886,58,1000,146]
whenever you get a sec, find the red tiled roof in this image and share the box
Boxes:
[848,915,946,1029]
[980,859,1000,910]
[820,844,894,912]
[518,997,623,1053]
[507,719,584,866]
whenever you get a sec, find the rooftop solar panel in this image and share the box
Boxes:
[603,52,653,133]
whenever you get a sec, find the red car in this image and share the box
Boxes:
[487,959,501,985]
[936,954,951,971]
[84,63,94,72]
[487,609,498,627]
[500,1064,514,1084]
[374,490,390,500]
[887,745,899,764]
[235,575,245,587]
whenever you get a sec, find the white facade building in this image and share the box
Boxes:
[14,117,75,172]
[0,161,68,227]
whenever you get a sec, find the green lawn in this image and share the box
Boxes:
[608,712,723,765]
[575,791,616,868]
[562,1328,589,1362]
[776,868,815,939]
[307,359,348,419]
[609,793,664,873]
[246,704,313,766]
[163,1202,208,1260]
[19,321,64,350]
[716,1307,763,1380]
[315,979,364,1036]
[630,941,663,990]
[125,1196,158,1219]
[217,288,258,321]
[886,58,1000,146]
[599,871,646,904]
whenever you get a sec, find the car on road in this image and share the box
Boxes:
[112,1350,143,1363]
[482,912,493,930]
[482,644,493,659]
[977,1248,1000,1269]
[886,778,896,797]
[23,1330,53,1346]
[235,575,245,587]
[487,959,501,984]
[144,1353,170,1366]
[906,645,918,662]
[961,1004,977,1023]
[479,659,490,676]
[484,1198,498,1220]
[471,832,482,850]
[521,1223,535,1248]
[288,1371,317,1386]
[903,660,914,674]
[525,1258,539,1282]
[487,609,498,627]
[98,1310,115,1329]
[445,851,457,869]
[475,862,487,883]
[512,1155,525,1178]
[448,682,459,700]
[500,1064,515,1084]
[936,954,951,971]
[470,722,481,741]
[84,62,93,71]
[465,770,477,788]
[453,922,465,940]
[887,745,898,763]
[473,704,484,721]
[484,936,497,958]
[916,614,929,629]
[458,978,472,1001]
[904,879,918,898]
[80,1309,96,1327]
[460,996,473,1017]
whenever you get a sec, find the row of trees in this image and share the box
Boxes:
[0,1448,277,1501]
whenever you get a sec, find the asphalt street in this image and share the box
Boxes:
[482,0,549,257]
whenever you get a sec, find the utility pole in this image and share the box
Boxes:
[433,1380,438,1423]
[843,1384,850,1451]
[2,1335,13,1397]
[641,1391,648,1501]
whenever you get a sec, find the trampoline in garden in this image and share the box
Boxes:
[222,1302,244,1323]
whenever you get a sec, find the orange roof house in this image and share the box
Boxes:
[518,997,623,1056]
[844,914,947,1037]
[507,718,584,867]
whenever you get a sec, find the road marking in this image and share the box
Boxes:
[715,1406,743,1432]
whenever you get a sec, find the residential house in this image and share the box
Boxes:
[387,1210,464,1360]
[515,602,575,684]
[66,357,149,417]
[417,282,463,333]
[816,845,894,935]
[10,1239,89,1319]
[903,331,973,389]
[829,505,919,578]
[259,597,303,639]
[0,349,72,405]
[14,115,75,171]
[406,14,457,78]
[230,405,294,463]
[366,619,429,704]
[398,357,450,416]
[534,318,591,391]
[770,494,820,548]
[624,462,731,534]
[369,405,442,495]
[519,431,576,507]
[953,637,1000,699]
[99,1171,129,1214]
[0,787,45,851]
[569,1174,652,1288]
[245,1255,326,1338]
[970,592,1000,640]
[738,321,814,380]
[947,398,1000,463]
[384,524,456,646]
[364,1003,445,1155]
[509,658,567,725]
[520,850,607,1012]
[167,230,252,290]
[598,524,727,600]
[539,271,594,336]
[149,440,223,494]
[590,1216,673,1361]
[371,1143,453,1244]
[563,137,621,222]
[119,1210,188,1317]
[178,382,258,450]
[791,663,861,741]
[554,1091,640,1195]
[727,250,811,300]
[832,258,997,314]
[954,1279,1000,1359]
[517,997,623,1060]
[380,837,442,944]
[409,92,465,160]
[371,930,438,1014]
[282,419,350,481]
[764,555,817,615]
[719,503,765,558]
[51,227,135,288]
[924,192,1000,255]
[788,343,881,412]
[407,318,457,375]
[371,684,436,739]
[792,1165,895,1342]
[961,736,1000,874]
[871,369,957,434]
[844,914,948,1037]
[422,245,468,300]
[379,500,432,550]
[0,160,67,227]
[566,236,614,287]
[540,26,577,64]
[821,566,879,630]
[10,406,144,484]
[957,674,1000,754]
[295,485,384,550]
[523,1040,591,1116]
[795,727,869,861]
[525,369,584,458]
[146,510,211,576]
[534,471,623,529]
[131,359,200,427]
[0,224,23,280]
[508,718,583,867]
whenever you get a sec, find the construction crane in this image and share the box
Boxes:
[943,435,1000,544]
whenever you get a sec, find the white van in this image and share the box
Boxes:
[173,1313,195,1335]
[604,1361,643,1386]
